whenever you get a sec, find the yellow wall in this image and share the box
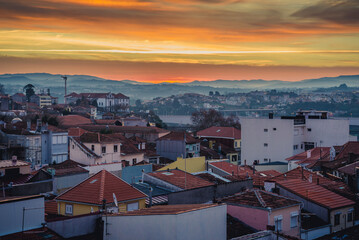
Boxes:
[57,198,146,216]
[158,156,206,173]
[234,139,241,148]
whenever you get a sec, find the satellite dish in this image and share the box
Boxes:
[113,193,118,207]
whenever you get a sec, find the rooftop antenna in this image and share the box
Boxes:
[61,75,67,104]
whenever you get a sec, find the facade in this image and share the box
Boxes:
[0,195,45,237]
[223,189,301,238]
[11,93,26,103]
[0,95,10,111]
[103,204,227,240]
[65,92,129,112]
[41,127,68,164]
[274,179,355,233]
[29,94,52,108]
[56,170,147,216]
[156,132,200,161]
[241,111,353,165]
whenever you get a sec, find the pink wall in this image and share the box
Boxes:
[227,205,268,230]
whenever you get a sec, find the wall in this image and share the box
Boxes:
[83,142,122,164]
[58,201,100,216]
[227,205,268,231]
[301,225,331,240]
[47,213,100,238]
[69,137,97,165]
[330,206,355,233]
[0,196,44,236]
[268,205,301,238]
[10,180,53,196]
[158,156,206,173]
[241,118,294,165]
[103,204,226,240]
[83,162,123,176]
[53,172,89,194]
[156,139,185,161]
[168,180,253,204]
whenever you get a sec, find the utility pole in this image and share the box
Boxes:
[61,75,67,104]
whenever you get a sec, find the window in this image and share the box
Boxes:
[291,212,298,228]
[293,145,298,150]
[72,145,74,149]
[62,136,67,144]
[52,136,58,144]
[348,210,353,222]
[264,129,268,132]
[127,202,139,211]
[334,213,341,226]
[91,145,95,151]
[307,128,312,132]
[65,204,73,215]
[235,142,238,148]
[264,143,268,147]
[114,145,118,152]
[273,128,277,131]
[301,144,303,149]
[132,158,137,165]
[264,158,268,162]
[274,216,283,231]
[102,146,106,154]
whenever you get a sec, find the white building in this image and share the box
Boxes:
[103,204,226,240]
[241,111,355,165]
[0,195,45,237]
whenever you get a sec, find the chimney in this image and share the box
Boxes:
[26,120,31,131]
[36,119,42,132]
[307,150,311,159]
[244,159,247,166]
[12,155,17,165]
[268,113,273,119]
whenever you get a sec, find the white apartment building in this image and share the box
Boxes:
[241,111,355,165]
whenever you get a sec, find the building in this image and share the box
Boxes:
[156,132,200,161]
[56,170,147,216]
[241,111,354,165]
[0,95,10,110]
[143,169,214,191]
[274,179,355,233]
[0,195,45,237]
[41,125,69,165]
[29,94,52,108]
[102,204,226,240]
[11,93,26,103]
[222,189,301,238]
[65,92,129,112]
[286,147,331,171]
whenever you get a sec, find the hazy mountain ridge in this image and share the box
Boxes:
[1,73,358,101]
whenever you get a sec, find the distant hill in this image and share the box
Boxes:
[1,73,358,102]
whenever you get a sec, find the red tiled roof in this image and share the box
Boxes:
[45,200,58,215]
[57,115,92,127]
[286,147,330,162]
[68,127,88,137]
[114,93,129,99]
[79,132,122,143]
[222,189,300,209]
[78,125,170,134]
[269,167,350,194]
[334,142,359,160]
[197,126,241,139]
[276,179,355,209]
[157,131,200,144]
[210,161,253,176]
[95,119,117,125]
[46,159,88,176]
[338,161,359,176]
[148,169,214,190]
[117,204,219,216]
[0,160,30,168]
[56,170,147,205]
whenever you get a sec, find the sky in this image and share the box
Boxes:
[0,0,359,83]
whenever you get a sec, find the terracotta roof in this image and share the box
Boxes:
[79,132,122,144]
[276,179,355,209]
[113,93,129,99]
[57,115,92,127]
[78,125,170,134]
[209,161,253,176]
[68,127,88,137]
[45,200,58,215]
[286,147,330,162]
[222,189,300,209]
[56,170,147,205]
[95,119,117,125]
[269,167,350,195]
[157,131,200,144]
[197,126,241,139]
[338,161,359,176]
[116,204,219,216]
[334,142,359,160]
[1,227,62,240]
[148,169,214,190]
[46,159,88,176]
[195,172,230,184]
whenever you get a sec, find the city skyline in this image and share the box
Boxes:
[1,0,359,83]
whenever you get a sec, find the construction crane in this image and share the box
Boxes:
[61,75,67,104]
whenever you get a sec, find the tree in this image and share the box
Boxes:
[209,91,214,96]
[135,99,142,107]
[23,84,35,102]
[191,109,240,131]
[215,91,220,96]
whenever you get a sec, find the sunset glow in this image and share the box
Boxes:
[1,0,359,82]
